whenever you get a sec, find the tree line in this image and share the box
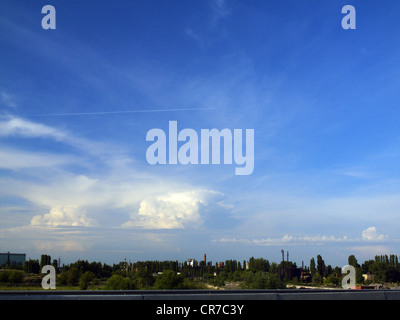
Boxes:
[2,253,400,289]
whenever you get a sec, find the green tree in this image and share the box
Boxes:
[348,255,363,284]
[317,255,326,278]
[133,267,155,289]
[242,271,285,289]
[105,274,135,290]
[248,257,269,272]
[24,259,40,274]
[66,267,80,286]
[51,259,59,273]
[348,255,359,268]
[0,271,9,282]
[269,262,278,274]
[58,271,68,285]
[310,258,316,276]
[326,265,332,277]
[8,270,24,284]
[154,270,184,289]
[213,271,227,287]
[324,274,340,286]
[312,273,322,285]
[0,270,24,284]
[40,254,51,270]
[79,271,95,290]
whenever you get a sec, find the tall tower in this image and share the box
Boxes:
[204,253,206,264]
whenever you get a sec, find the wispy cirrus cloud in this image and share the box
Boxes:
[210,0,233,26]
[0,116,65,139]
[0,147,75,170]
[0,115,121,157]
[215,234,350,247]
[214,227,389,247]
[0,91,17,108]
[184,28,206,48]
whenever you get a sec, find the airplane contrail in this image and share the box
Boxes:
[22,107,216,117]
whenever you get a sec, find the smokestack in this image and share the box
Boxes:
[204,253,206,264]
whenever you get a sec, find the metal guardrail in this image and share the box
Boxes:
[1,289,400,300]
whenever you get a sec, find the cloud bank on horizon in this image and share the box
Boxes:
[1,0,400,266]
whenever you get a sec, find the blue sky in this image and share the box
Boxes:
[1,0,400,268]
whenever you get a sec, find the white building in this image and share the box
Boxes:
[187,259,196,267]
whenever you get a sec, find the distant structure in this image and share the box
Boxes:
[187,254,212,267]
[203,253,212,266]
[278,250,302,281]
[0,252,26,267]
[187,259,195,267]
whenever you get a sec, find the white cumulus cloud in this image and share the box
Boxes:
[123,190,221,229]
[31,206,97,227]
[362,226,386,241]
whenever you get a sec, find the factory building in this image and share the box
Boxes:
[187,259,196,267]
[0,252,26,267]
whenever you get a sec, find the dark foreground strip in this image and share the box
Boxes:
[0,290,399,318]
[1,289,400,300]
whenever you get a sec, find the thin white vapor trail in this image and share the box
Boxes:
[22,107,216,117]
